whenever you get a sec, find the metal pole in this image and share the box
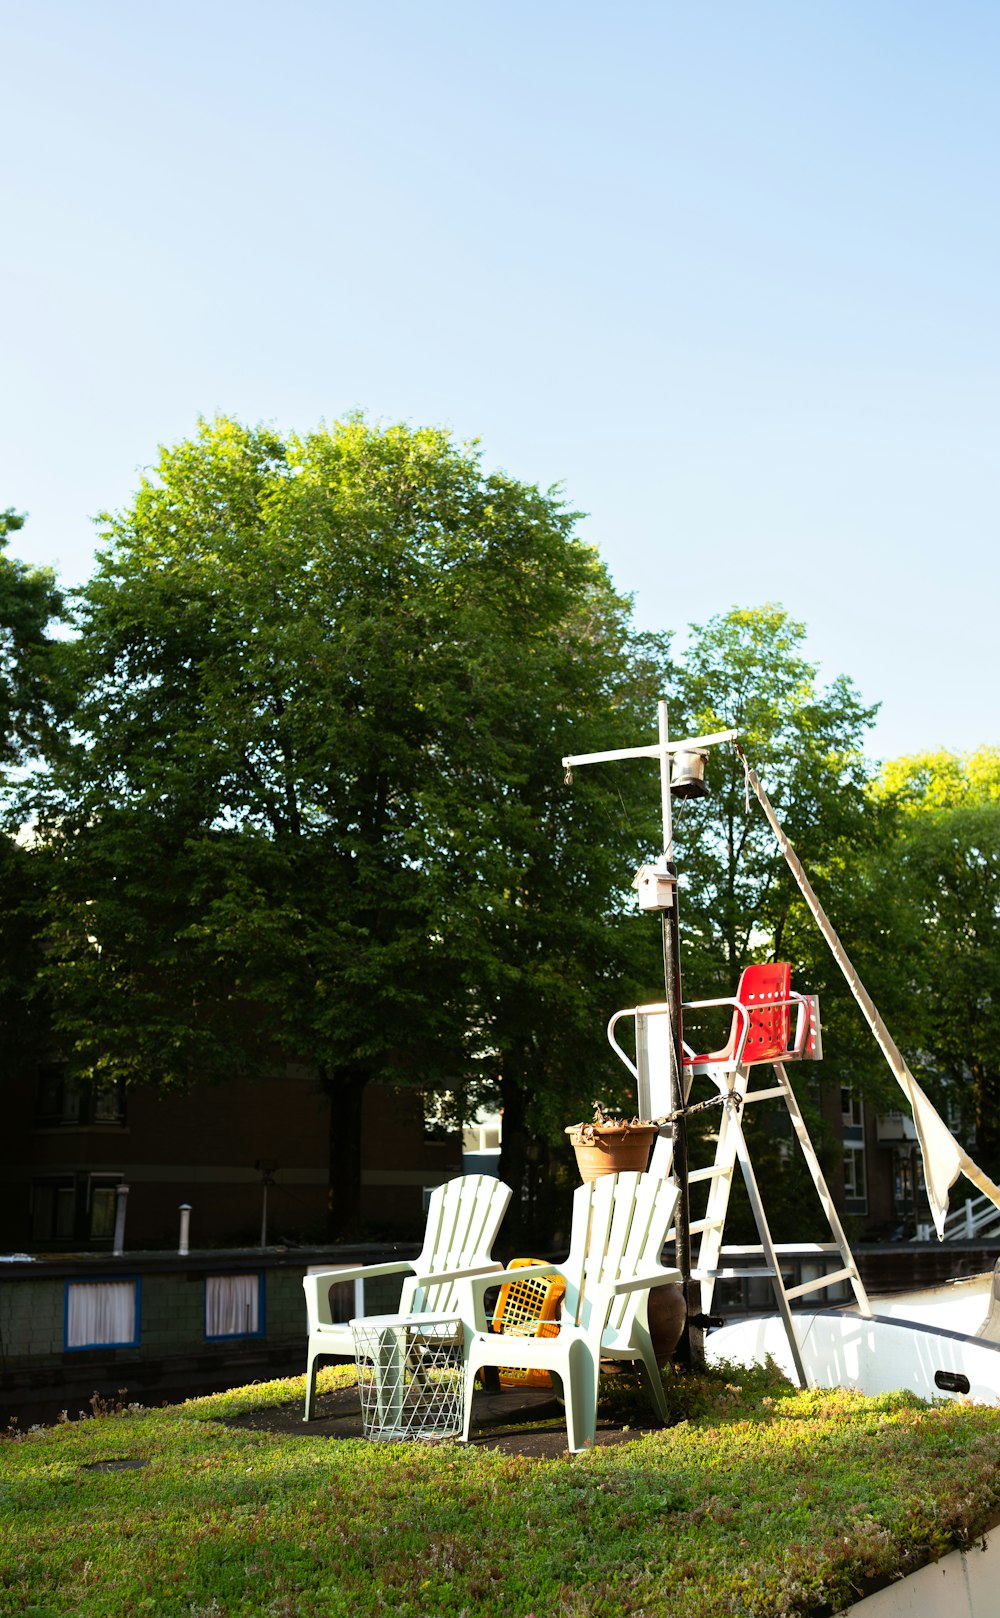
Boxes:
[562,704,738,1371]
[656,702,701,1369]
[657,699,673,859]
[178,1203,191,1257]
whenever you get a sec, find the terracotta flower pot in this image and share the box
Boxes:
[646,1282,687,1363]
[564,1121,659,1183]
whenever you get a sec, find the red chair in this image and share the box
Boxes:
[682,962,819,1075]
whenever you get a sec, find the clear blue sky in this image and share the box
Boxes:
[3,1,997,762]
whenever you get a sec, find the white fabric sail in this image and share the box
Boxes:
[739,747,1000,1238]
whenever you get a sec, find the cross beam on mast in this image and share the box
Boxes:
[563,717,738,861]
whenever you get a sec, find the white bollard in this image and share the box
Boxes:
[178,1203,192,1256]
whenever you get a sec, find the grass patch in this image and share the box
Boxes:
[2,1361,999,1616]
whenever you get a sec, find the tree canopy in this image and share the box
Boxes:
[8,445,997,1248]
[0,508,64,782]
[666,605,879,990]
[656,606,880,1237]
[863,749,1000,1175]
[30,417,667,1236]
[0,509,65,1071]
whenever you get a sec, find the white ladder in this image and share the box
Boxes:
[647,1059,871,1385]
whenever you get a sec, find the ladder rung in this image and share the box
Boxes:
[689,1165,730,1184]
[717,1243,843,1255]
[667,1219,724,1240]
[783,1267,856,1301]
[740,1085,786,1103]
[770,1243,844,1255]
[693,1266,776,1280]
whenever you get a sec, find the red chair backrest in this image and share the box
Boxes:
[735,962,791,1062]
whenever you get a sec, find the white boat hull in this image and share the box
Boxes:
[845,1524,1000,1616]
[708,1293,1000,1404]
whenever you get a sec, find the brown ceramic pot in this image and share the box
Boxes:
[564,1122,659,1183]
[646,1282,687,1363]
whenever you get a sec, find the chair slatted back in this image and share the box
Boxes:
[561,1171,678,1340]
[736,961,792,1062]
[405,1174,512,1317]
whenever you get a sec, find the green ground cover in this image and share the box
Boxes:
[2,1363,999,1618]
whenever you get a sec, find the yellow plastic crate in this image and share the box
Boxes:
[490,1257,566,1389]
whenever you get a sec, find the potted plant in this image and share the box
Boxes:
[564,1105,663,1182]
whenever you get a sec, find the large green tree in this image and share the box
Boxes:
[662,606,881,1238]
[667,605,878,986]
[863,750,1000,1175]
[0,509,64,781]
[0,509,65,1066]
[30,419,665,1238]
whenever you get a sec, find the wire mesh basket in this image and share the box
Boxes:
[490,1259,566,1389]
[351,1314,465,1442]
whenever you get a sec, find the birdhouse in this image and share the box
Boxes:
[632,863,675,911]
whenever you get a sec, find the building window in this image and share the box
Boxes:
[88,1176,123,1239]
[32,1178,77,1241]
[842,1146,868,1214]
[35,1066,125,1128]
[205,1274,264,1340]
[65,1279,140,1349]
[91,1079,126,1125]
[305,1266,364,1326]
[893,1148,926,1217]
[841,1088,861,1127]
[841,1088,864,1146]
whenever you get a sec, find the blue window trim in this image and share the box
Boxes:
[203,1272,266,1342]
[64,1276,141,1351]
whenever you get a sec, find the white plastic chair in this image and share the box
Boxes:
[302,1173,511,1420]
[461,1170,681,1452]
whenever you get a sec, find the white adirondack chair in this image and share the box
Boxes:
[302,1173,511,1420]
[461,1170,681,1452]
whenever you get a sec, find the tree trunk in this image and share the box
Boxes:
[497,1066,529,1251]
[323,1064,368,1240]
[525,1136,562,1252]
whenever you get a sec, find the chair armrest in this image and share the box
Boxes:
[788,993,812,1057]
[306,1259,414,1287]
[610,1267,683,1296]
[303,1260,414,1331]
[683,999,750,1065]
[682,995,741,1011]
[408,1261,504,1288]
[464,1262,562,1307]
[429,1262,564,1338]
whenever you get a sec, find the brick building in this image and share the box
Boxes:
[0,1060,462,1253]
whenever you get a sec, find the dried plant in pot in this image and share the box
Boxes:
[564,1105,662,1182]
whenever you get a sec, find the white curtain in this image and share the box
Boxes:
[66,1281,137,1348]
[206,1274,260,1337]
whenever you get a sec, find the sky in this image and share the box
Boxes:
[2,0,997,763]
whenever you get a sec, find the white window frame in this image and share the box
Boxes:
[842,1145,868,1212]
